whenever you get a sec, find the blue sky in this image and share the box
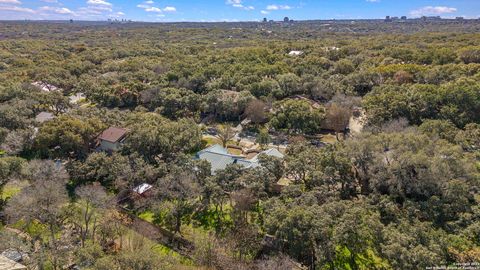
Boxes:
[0,0,479,21]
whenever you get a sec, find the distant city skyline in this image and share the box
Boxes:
[0,0,479,22]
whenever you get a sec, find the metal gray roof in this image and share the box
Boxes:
[197,144,284,174]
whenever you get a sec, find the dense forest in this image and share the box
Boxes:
[0,20,479,270]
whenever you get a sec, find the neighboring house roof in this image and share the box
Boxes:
[250,148,284,162]
[69,93,86,104]
[236,158,258,169]
[197,144,284,174]
[1,250,23,264]
[198,144,229,155]
[133,183,153,195]
[98,127,127,143]
[0,255,26,270]
[35,112,55,123]
[288,50,303,56]
[197,145,244,174]
[31,81,61,92]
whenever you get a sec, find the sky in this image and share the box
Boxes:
[0,0,479,22]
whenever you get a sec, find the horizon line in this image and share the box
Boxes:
[0,16,477,24]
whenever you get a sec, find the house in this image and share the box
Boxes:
[97,127,127,152]
[117,183,154,209]
[196,145,245,174]
[31,81,61,92]
[133,183,153,197]
[0,255,26,270]
[288,50,303,56]
[272,177,293,194]
[35,112,55,123]
[196,144,284,174]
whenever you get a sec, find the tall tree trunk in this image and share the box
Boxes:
[350,252,358,270]
[175,214,182,234]
[49,224,59,270]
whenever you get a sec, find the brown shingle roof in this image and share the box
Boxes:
[98,127,127,143]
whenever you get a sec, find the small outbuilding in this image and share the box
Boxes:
[133,183,153,197]
[0,255,26,270]
[97,127,127,152]
[35,112,55,123]
[69,93,86,105]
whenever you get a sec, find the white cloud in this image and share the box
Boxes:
[410,6,457,17]
[261,10,269,15]
[39,6,75,15]
[76,2,117,17]
[82,4,112,13]
[366,0,380,2]
[0,5,33,13]
[226,0,254,11]
[226,0,241,4]
[77,6,102,15]
[86,0,112,7]
[137,1,176,13]
[146,7,161,12]
[0,0,21,4]
[0,0,124,20]
[266,4,292,11]
[163,6,176,12]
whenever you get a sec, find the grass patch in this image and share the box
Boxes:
[151,244,174,255]
[202,136,237,148]
[123,226,193,266]
[321,133,339,144]
[227,147,243,155]
[202,137,221,146]
[2,186,21,200]
[2,180,28,200]
[151,243,192,265]
[10,219,49,240]
[138,211,155,223]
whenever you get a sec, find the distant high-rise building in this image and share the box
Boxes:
[283,17,290,23]
[385,16,392,22]
[401,16,407,20]
[263,18,267,23]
